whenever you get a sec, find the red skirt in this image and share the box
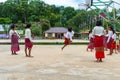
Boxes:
[107,38,114,49]
[87,38,94,49]
[25,38,33,49]
[64,38,70,45]
[96,52,105,58]
[94,36,104,47]
[111,41,116,49]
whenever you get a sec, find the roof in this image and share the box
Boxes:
[45,27,68,33]
[79,30,89,34]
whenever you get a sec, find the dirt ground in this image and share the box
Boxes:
[0,45,120,80]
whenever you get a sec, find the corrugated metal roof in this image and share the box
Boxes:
[45,27,68,33]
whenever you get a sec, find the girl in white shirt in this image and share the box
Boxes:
[92,21,105,62]
[111,32,117,54]
[25,24,33,57]
[106,27,115,55]
[87,29,94,52]
[9,24,20,55]
[61,28,73,50]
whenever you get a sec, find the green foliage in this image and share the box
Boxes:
[31,25,42,36]
[40,19,51,33]
[0,18,12,24]
[0,0,120,34]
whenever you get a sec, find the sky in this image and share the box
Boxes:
[0,0,120,9]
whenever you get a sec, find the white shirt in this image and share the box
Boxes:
[106,31,113,43]
[25,28,32,42]
[92,26,105,36]
[9,29,20,39]
[65,31,73,41]
[112,33,117,41]
[72,31,74,37]
[89,33,93,40]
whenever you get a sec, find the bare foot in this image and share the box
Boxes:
[99,59,103,62]
[91,49,92,52]
[26,55,29,57]
[14,53,18,55]
[28,55,34,58]
[95,59,100,62]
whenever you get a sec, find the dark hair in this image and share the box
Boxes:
[25,24,31,28]
[89,29,92,34]
[10,24,16,29]
[68,27,72,32]
[96,21,102,26]
[109,27,115,34]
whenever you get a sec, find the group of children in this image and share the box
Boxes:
[86,21,120,62]
[9,21,120,62]
[9,24,74,57]
[9,24,33,58]
[87,26,120,54]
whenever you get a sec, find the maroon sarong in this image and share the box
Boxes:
[11,34,20,52]
[64,38,70,45]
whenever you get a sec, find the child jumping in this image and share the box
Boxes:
[86,29,94,52]
[61,28,73,50]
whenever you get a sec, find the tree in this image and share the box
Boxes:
[0,18,12,24]
[31,24,42,36]
[40,19,51,33]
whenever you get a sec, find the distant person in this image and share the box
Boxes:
[86,29,94,52]
[92,21,105,62]
[104,30,108,51]
[25,24,33,57]
[111,31,117,54]
[117,34,120,52]
[9,24,20,55]
[106,27,114,55]
[61,28,73,50]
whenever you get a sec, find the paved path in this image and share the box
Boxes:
[0,45,120,80]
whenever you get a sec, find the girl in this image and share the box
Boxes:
[106,27,114,55]
[92,21,105,62]
[25,24,33,57]
[111,32,117,54]
[61,28,73,50]
[86,29,94,52]
[9,24,20,55]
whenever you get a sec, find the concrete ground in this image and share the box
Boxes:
[0,45,120,80]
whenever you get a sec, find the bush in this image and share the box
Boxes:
[31,25,42,37]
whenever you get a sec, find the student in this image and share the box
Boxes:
[111,32,117,54]
[92,21,105,62]
[106,27,114,55]
[117,34,120,52]
[9,24,20,55]
[87,29,94,52]
[61,28,73,50]
[25,24,33,57]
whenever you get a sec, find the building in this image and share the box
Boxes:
[79,30,89,39]
[0,25,6,39]
[44,27,68,39]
